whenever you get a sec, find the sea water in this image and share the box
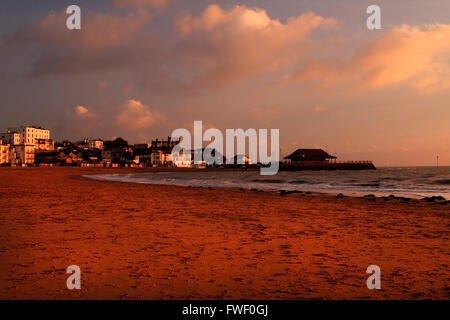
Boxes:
[85,166,450,199]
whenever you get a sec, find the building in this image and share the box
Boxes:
[80,138,103,150]
[150,137,180,166]
[8,126,50,146]
[0,144,10,165]
[151,148,173,166]
[88,139,104,150]
[110,147,132,164]
[151,137,179,149]
[284,149,337,163]
[0,131,21,145]
[14,145,35,165]
[133,144,152,165]
[59,152,81,166]
[1,126,53,164]
[172,150,192,167]
[36,138,55,151]
[231,154,252,165]
[101,150,112,164]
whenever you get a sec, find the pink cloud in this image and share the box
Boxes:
[4,3,450,97]
[314,105,327,112]
[98,80,108,90]
[115,99,159,130]
[4,4,335,91]
[165,5,336,89]
[74,105,97,119]
[289,24,450,93]
[176,4,279,35]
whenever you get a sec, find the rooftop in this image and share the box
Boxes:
[284,149,337,160]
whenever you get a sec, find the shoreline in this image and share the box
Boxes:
[1,167,449,299]
[81,169,450,201]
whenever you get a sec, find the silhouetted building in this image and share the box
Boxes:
[284,149,336,163]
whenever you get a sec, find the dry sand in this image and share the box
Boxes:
[0,167,448,299]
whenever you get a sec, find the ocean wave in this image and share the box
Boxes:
[431,179,450,185]
[84,167,450,199]
[251,179,284,184]
[288,180,311,184]
[352,183,381,187]
[379,177,405,181]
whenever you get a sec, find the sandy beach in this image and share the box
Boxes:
[0,167,448,299]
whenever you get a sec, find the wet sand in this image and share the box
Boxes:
[0,167,448,299]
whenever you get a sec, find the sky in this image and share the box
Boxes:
[0,0,449,166]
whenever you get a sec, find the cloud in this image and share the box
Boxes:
[314,105,327,112]
[181,121,218,135]
[176,4,278,35]
[162,5,336,89]
[3,4,335,91]
[4,9,153,76]
[113,0,169,8]
[115,99,159,129]
[249,106,281,126]
[98,80,108,90]
[288,24,450,93]
[9,4,450,96]
[74,105,97,119]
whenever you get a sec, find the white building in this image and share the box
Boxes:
[81,138,104,150]
[172,151,192,167]
[89,139,104,150]
[0,144,10,165]
[8,126,50,147]
[172,150,207,168]
[151,149,172,166]
[0,131,21,145]
[12,145,35,165]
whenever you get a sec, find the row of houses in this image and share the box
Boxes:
[0,127,211,167]
[2,125,354,168]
